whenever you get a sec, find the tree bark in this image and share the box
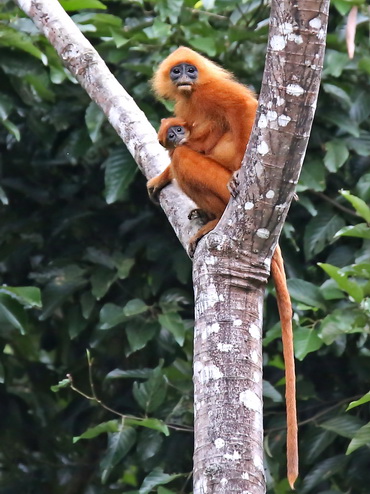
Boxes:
[14,0,330,492]
[192,1,329,492]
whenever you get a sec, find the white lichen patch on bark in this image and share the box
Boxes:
[275,202,288,211]
[223,450,241,461]
[242,472,250,480]
[233,319,243,327]
[201,322,220,341]
[220,478,228,486]
[253,371,261,382]
[257,141,269,156]
[244,202,254,211]
[286,84,305,96]
[251,350,259,363]
[205,255,218,266]
[195,282,219,317]
[194,362,223,384]
[278,114,291,127]
[309,16,322,30]
[215,438,225,449]
[239,389,260,411]
[266,190,275,199]
[256,228,270,239]
[194,477,208,494]
[270,34,286,51]
[257,114,268,128]
[266,110,278,121]
[217,343,234,352]
[253,453,264,471]
[248,323,260,339]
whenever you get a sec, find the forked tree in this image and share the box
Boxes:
[14,0,329,492]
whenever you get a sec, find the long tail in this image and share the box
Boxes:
[271,245,298,490]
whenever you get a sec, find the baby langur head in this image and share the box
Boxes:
[170,63,198,92]
[165,125,188,148]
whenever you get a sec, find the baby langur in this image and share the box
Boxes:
[148,117,232,256]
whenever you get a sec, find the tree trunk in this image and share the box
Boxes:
[192,1,329,492]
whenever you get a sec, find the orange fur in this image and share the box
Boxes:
[149,48,298,488]
[152,47,257,171]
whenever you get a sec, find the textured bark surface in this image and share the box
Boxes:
[192,1,329,492]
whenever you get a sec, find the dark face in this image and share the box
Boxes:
[170,63,198,91]
[166,125,187,147]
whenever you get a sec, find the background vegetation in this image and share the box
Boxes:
[0,0,369,492]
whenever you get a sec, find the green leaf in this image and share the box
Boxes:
[158,487,177,494]
[0,294,29,335]
[99,303,127,329]
[100,427,137,484]
[319,263,364,303]
[123,299,148,317]
[0,185,9,205]
[158,312,185,346]
[0,25,43,60]
[126,321,158,355]
[40,266,87,320]
[301,455,348,493]
[189,37,217,57]
[334,223,370,239]
[322,83,351,108]
[0,286,42,308]
[139,468,183,494]
[60,0,107,10]
[297,158,326,192]
[263,380,283,403]
[133,365,167,413]
[85,101,105,143]
[319,309,360,345]
[304,429,336,464]
[137,429,163,462]
[74,420,119,443]
[304,211,345,259]
[125,417,169,436]
[143,19,171,40]
[106,368,153,380]
[340,190,370,223]
[324,140,349,172]
[287,279,326,310]
[294,327,323,361]
[346,422,370,455]
[91,267,117,300]
[320,415,365,439]
[50,378,71,392]
[347,392,370,411]
[104,148,138,204]
[2,119,20,141]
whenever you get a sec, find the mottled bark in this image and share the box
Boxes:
[192,1,329,492]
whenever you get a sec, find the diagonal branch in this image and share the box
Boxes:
[14,0,201,251]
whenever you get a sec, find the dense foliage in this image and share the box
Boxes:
[0,0,369,493]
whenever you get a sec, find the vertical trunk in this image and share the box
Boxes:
[192,1,329,492]
[193,245,268,493]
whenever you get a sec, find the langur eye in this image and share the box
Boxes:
[187,67,195,73]
[168,132,175,139]
[172,67,180,74]
[176,127,182,132]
